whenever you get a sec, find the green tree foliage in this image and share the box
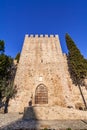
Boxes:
[0,40,5,53]
[0,54,14,99]
[0,55,13,80]
[0,41,17,112]
[65,33,87,108]
[15,52,20,63]
[65,33,87,85]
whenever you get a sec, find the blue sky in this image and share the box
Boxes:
[0,0,87,58]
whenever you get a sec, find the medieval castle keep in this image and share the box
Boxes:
[9,34,87,119]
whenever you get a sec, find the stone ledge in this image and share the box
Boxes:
[23,106,87,120]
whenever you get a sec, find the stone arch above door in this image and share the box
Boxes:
[35,84,48,104]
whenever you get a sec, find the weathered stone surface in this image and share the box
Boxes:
[8,34,87,120]
[23,106,87,120]
[0,112,87,130]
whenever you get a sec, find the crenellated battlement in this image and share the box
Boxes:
[25,34,59,38]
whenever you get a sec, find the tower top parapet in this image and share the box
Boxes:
[25,34,59,38]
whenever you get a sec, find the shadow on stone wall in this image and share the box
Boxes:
[0,106,38,130]
[23,106,37,120]
[1,106,87,130]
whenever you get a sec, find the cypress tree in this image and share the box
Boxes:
[65,33,87,109]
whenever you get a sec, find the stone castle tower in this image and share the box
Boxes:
[9,34,87,113]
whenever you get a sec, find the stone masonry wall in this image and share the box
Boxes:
[9,34,87,113]
[9,34,75,112]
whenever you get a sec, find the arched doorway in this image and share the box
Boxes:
[35,84,48,104]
